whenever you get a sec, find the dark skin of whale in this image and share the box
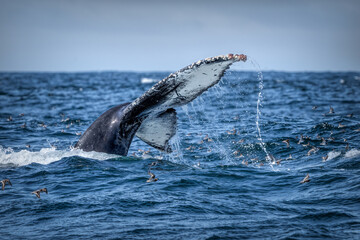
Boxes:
[75,103,133,155]
[75,54,247,156]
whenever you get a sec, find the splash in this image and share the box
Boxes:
[0,145,118,167]
[168,133,186,164]
[141,77,159,84]
[326,150,342,160]
[345,149,360,158]
[249,57,273,164]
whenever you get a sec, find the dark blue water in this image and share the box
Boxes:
[1,70,360,239]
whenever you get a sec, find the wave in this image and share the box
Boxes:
[140,77,159,84]
[0,145,119,167]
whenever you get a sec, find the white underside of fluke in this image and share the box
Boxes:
[160,61,232,109]
[135,109,177,152]
[125,54,247,152]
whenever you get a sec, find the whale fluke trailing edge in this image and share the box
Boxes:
[75,54,247,156]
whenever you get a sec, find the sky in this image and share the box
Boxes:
[0,0,359,72]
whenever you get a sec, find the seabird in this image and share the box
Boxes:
[61,117,70,122]
[282,139,290,148]
[338,123,345,128]
[149,161,158,167]
[146,171,158,183]
[7,116,13,121]
[307,147,317,156]
[320,137,327,146]
[329,106,335,114]
[32,188,48,198]
[327,136,335,141]
[186,146,193,151]
[227,128,237,135]
[300,173,310,183]
[312,106,318,110]
[298,135,304,144]
[233,150,241,156]
[1,179,12,190]
[322,155,328,162]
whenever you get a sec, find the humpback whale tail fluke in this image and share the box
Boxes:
[75,54,247,156]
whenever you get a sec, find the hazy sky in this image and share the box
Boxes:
[0,0,359,72]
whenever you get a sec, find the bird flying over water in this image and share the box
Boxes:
[300,174,310,183]
[307,147,317,156]
[32,188,48,198]
[1,179,12,190]
[297,135,304,144]
[146,171,158,183]
[282,139,290,148]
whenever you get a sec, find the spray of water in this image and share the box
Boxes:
[249,57,274,165]
[167,132,187,165]
[166,58,274,167]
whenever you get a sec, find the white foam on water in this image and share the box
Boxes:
[0,145,118,167]
[344,149,360,158]
[327,150,342,160]
[141,78,159,84]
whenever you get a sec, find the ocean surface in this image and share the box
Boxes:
[0,68,360,239]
